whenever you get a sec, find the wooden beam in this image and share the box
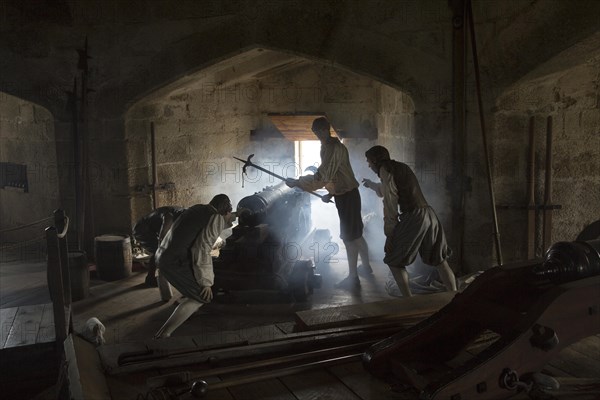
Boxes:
[268,113,330,141]
[64,334,111,400]
[295,291,455,330]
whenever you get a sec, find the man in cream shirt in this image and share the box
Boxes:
[154,194,236,338]
[286,117,372,289]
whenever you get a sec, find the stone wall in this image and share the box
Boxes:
[1,0,598,270]
[0,93,58,248]
[490,57,600,265]
[126,82,262,226]
[125,59,418,239]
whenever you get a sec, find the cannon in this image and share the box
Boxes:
[213,182,322,301]
[363,239,600,399]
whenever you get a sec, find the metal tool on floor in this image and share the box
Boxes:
[147,346,365,399]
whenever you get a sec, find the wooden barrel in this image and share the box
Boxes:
[94,235,132,281]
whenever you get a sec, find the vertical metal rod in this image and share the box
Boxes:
[150,121,158,209]
[466,0,503,266]
[71,78,83,250]
[527,116,536,259]
[543,116,553,251]
[78,36,93,254]
[79,43,87,241]
[451,0,467,273]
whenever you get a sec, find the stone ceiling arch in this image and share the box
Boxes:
[111,30,448,118]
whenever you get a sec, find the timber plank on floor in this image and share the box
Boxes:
[550,377,600,400]
[568,335,600,361]
[0,262,50,308]
[295,291,455,330]
[198,376,235,400]
[227,378,297,400]
[36,303,56,343]
[65,335,112,400]
[0,307,18,347]
[549,346,600,379]
[280,369,362,400]
[3,303,45,348]
[328,360,419,400]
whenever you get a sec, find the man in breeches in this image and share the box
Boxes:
[364,145,457,297]
[154,194,235,338]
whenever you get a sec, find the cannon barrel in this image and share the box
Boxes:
[237,182,296,227]
[214,182,317,300]
[534,239,600,283]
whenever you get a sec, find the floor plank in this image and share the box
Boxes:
[568,335,600,362]
[36,303,56,343]
[4,255,600,399]
[0,307,19,348]
[192,376,235,400]
[295,291,454,330]
[328,361,419,400]
[548,347,600,379]
[227,378,296,400]
[0,262,50,308]
[3,304,45,348]
[280,369,362,400]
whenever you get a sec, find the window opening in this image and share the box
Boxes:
[0,162,28,192]
[295,140,321,176]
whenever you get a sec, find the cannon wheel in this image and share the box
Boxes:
[289,260,314,302]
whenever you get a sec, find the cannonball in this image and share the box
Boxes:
[190,380,209,398]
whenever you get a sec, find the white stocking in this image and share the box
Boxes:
[154,298,203,338]
[157,270,173,301]
[437,260,457,292]
[390,267,412,297]
[343,240,359,277]
[355,236,371,267]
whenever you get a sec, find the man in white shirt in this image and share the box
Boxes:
[364,145,457,297]
[133,206,186,287]
[286,117,372,289]
[154,194,236,338]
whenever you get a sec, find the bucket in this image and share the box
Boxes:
[94,235,132,281]
[68,250,89,301]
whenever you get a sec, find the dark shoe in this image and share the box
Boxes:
[145,274,158,287]
[335,275,360,289]
[357,264,373,276]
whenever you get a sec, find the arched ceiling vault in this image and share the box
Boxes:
[0,0,598,117]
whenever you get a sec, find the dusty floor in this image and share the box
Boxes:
[1,244,599,400]
[0,240,414,344]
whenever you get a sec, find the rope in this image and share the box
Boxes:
[0,235,46,250]
[57,216,69,239]
[0,216,53,234]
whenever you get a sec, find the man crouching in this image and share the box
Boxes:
[154,194,235,338]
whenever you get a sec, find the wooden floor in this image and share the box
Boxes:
[0,303,57,349]
[1,250,599,399]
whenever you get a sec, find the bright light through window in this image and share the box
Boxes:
[294,140,321,176]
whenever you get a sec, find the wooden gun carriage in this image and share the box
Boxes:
[213,182,321,301]
[363,239,600,400]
